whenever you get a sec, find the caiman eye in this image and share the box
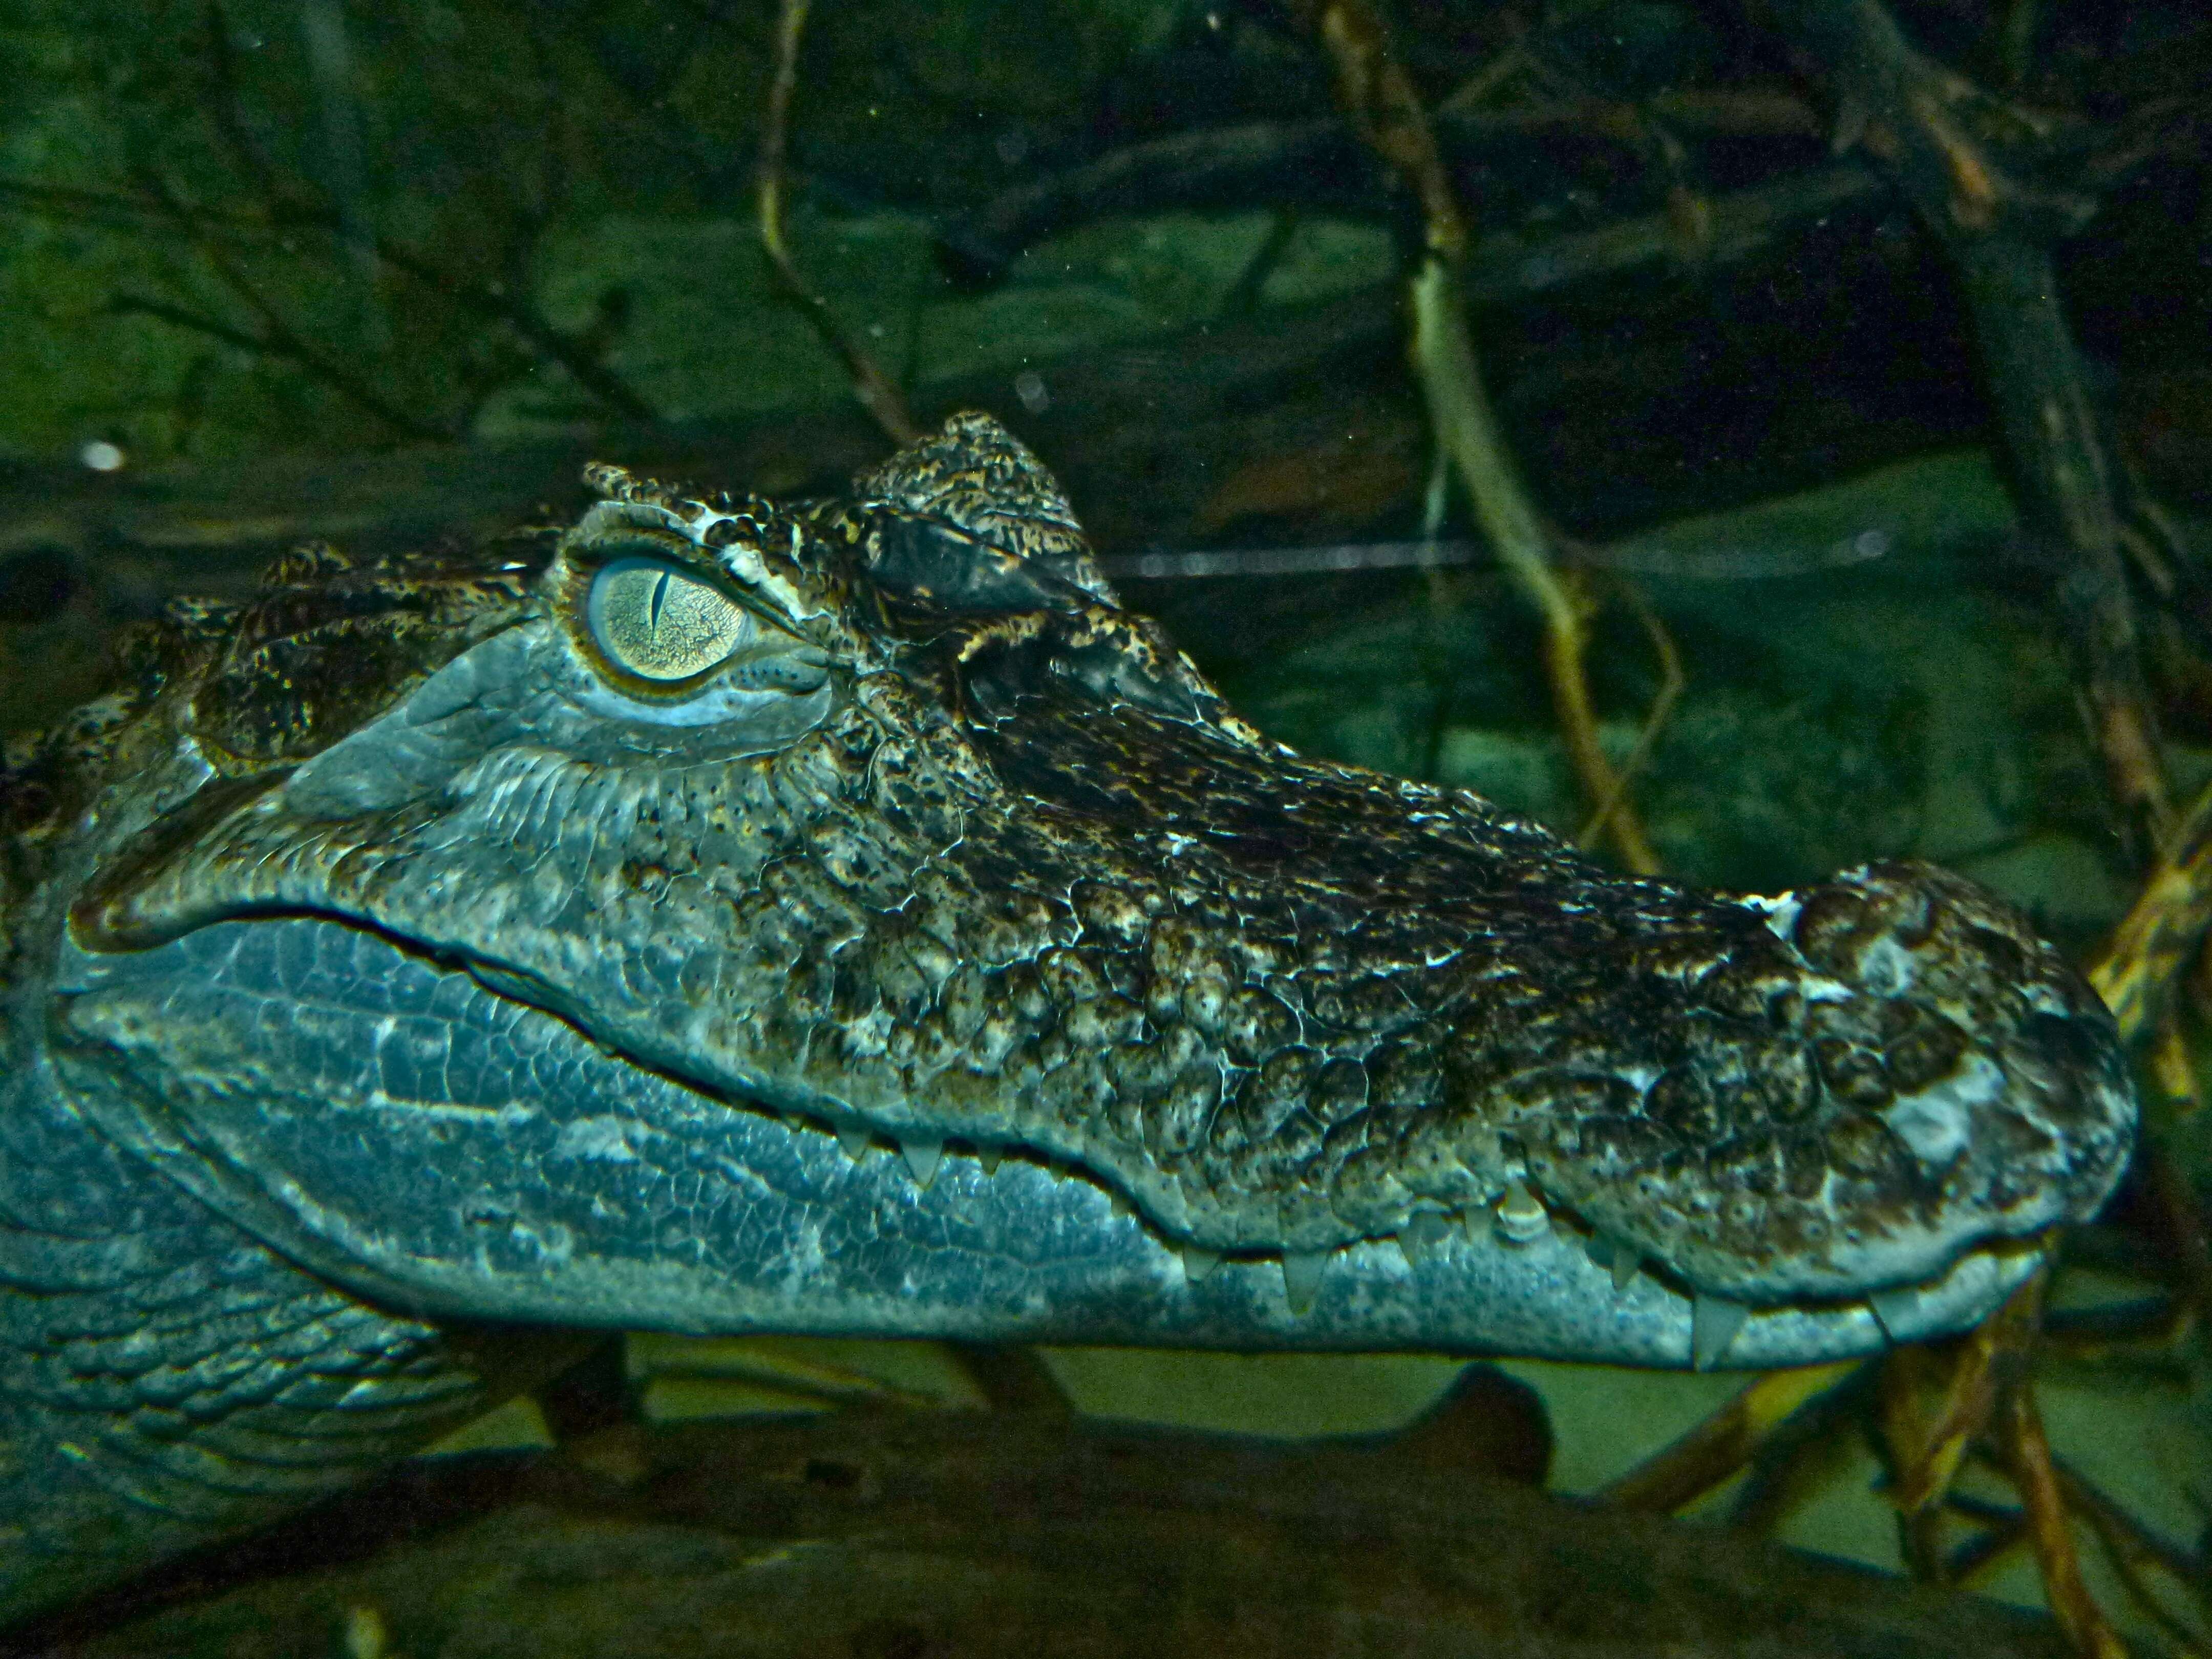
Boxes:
[586,557,753,681]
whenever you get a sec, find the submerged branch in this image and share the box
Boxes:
[1768,0,2174,862]
[27,1409,2087,1656]
[757,0,918,447]
[1303,0,1663,873]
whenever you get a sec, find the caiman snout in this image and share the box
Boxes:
[1517,858,2135,1308]
[1791,859,2135,1227]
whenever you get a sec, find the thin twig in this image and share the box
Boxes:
[1303,0,1661,872]
[757,0,918,446]
[1592,1358,1863,1513]
[161,0,653,426]
[359,235,653,421]
[1877,1266,2049,1587]
[1879,1342,1964,1582]
[1218,209,1301,317]
[11,162,654,428]
[108,292,280,361]
[2089,774,2212,1040]
[2000,1376,2132,1658]
[184,124,652,420]
[124,174,456,443]
[1576,573,1684,852]
[1767,0,2171,863]
[1942,1488,2034,1585]
[1403,259,1656,869]
[2052,1456,2212,1655]
[1724,1362,1883,1535]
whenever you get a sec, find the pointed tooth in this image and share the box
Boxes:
[1690,1293,1751,1370]
[900,1138,944,1188]
[1280,1249,1328,1315]
[1585,1231,1643,1290]
[976,1147,1004,1175]
[837,1125,872,1162]
[780,1110,810,1131]
[1109,1190,1133,1218]
[1395,1212,1452,1266]
[1179,1244,1223,1282]
[1493,1179,1549,1244]
[1867,1284,1922,1343]
[1611,1247,1641,1293]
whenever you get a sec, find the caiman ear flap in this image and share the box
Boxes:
[856,412,1119,604]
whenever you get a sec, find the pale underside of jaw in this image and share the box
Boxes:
[60,916,2043,1374]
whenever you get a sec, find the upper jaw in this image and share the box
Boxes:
[67,717,2125,1367]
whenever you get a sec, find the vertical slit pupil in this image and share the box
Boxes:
[648,568,671,631]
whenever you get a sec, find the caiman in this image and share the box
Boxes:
[0,414,2136,1627]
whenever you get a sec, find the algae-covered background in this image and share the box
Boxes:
[3,0,2209,1651]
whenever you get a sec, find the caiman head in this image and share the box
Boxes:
[34,414,2135,1370]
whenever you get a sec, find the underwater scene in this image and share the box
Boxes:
[1,1,2208,1653]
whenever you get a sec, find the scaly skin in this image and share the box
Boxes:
[0,415,2134,1626]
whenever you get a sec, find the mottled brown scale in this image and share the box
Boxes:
[192,534,551,772]
[1880,1003,1972,1092]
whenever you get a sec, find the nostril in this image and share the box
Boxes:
[2021,1008,2115,1075]
[1790,863,1947,977]
[1880,1004,1969,1093]
[2017,972,2102,1024]
[1790,885,1882,976]
[1961,924,2029,985]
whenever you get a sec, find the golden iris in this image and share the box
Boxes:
[585,557,752,682]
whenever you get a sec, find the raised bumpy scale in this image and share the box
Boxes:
[0,415,2136,1623]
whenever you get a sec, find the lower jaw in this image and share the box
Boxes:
[58,912,2041,1373]
[741,1126,2044,1370]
